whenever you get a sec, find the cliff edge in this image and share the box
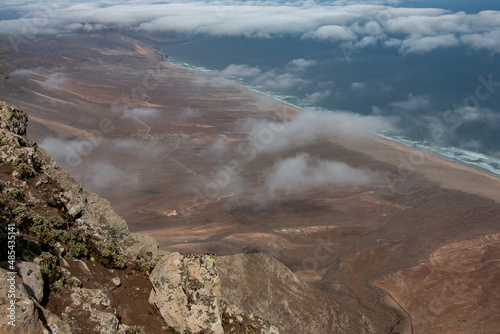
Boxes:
[0,100,280,333]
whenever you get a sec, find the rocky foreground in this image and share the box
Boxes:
[0,101,376,333]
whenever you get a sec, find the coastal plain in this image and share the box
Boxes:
[1,32,499,333]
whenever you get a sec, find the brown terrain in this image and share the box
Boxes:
[1,32,499,333]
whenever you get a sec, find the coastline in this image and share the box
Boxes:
[161,54,500,177]
[159,56,500,204]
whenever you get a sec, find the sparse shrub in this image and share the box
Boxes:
[141,254,164,273]
[39,252,62,284]
[31,214,62,245]
[122,325,146,334]
[14,162,35,179]
[8,188,22,199]
[69,242,88,259]
[100,243,125,269]
[12,203,29,226]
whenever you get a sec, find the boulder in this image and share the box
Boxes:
[0,100,27,136]
[16,262,44,303]
[149,253,223,333]
[64,288,120,334]
[0,268,70,333]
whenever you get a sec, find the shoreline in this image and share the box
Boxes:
[158,55,500,204]
[159,53,500,181]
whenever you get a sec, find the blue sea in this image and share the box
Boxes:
[157,1,500,176]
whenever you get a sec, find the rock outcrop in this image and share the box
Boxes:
[0,100,162,264]
[149,253,223,333]
[0,268,71,334]
[217,253,376,334]
[0,100,285,333]
[149,252,280,334]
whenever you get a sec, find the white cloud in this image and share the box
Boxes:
[287,58,316,69]
[221,64,261,78]
[398,34,460,54]
[177,107,200,121]
[11,67,68,87]
[1,2,499,55]
[306,25,356,41]
[264,153,379,194]
[351,82,366,90]
[305,90,331,103]
[254,71,306,91]
[125,107,160,118]
[242,109,392,154]
[389,94,433,112]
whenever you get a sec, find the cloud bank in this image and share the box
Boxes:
[242,108,392,154]
[0,1,499,54]
[264,153,379,194]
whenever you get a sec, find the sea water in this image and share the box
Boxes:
[158,2,500,176]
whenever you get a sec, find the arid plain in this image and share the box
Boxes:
[1,32,499,333]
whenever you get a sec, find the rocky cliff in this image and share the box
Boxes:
[0,100,282,333]
[0,100,373,333]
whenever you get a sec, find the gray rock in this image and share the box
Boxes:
[16,261,44,303]
[111,277,121,287]
[0,268,70,334]
[0,100,27,135]
[65,288,120,334]
[150,253,223,334]
[217,253,376,334]
[119,232,166,265]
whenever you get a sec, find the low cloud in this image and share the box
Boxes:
[39,136,167,192]
[2,2,499,54]
[305,90,331,103]
[286,58,317,71]
[264,153,379,194]
[43,72,68,86]
[177,107,200,121]
[12,67,68,87]
[125,107,160,118]
[242,109,392,154]
[305,25,357,42]
[220,64,307,91]
[351,82,366,90]
[221,64,261,78]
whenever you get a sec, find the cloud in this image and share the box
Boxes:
[264,153,379,194]
[351,82,366,90]
[38,136,166,191]
[305,25,356,41]
[398,34,460,54]
[221,64,261,78]
[1,2,500,54]
[242,109,392,154]
[220,63,307,91]
[254,71,307,91]
[287,58,316,70]
[389,94,433,112]
[177,107,201,121]
[125,107,160,118]
[43,72,68,86]
[82,162,140,191]
[305,90,331,103]
[11,67,68,87]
